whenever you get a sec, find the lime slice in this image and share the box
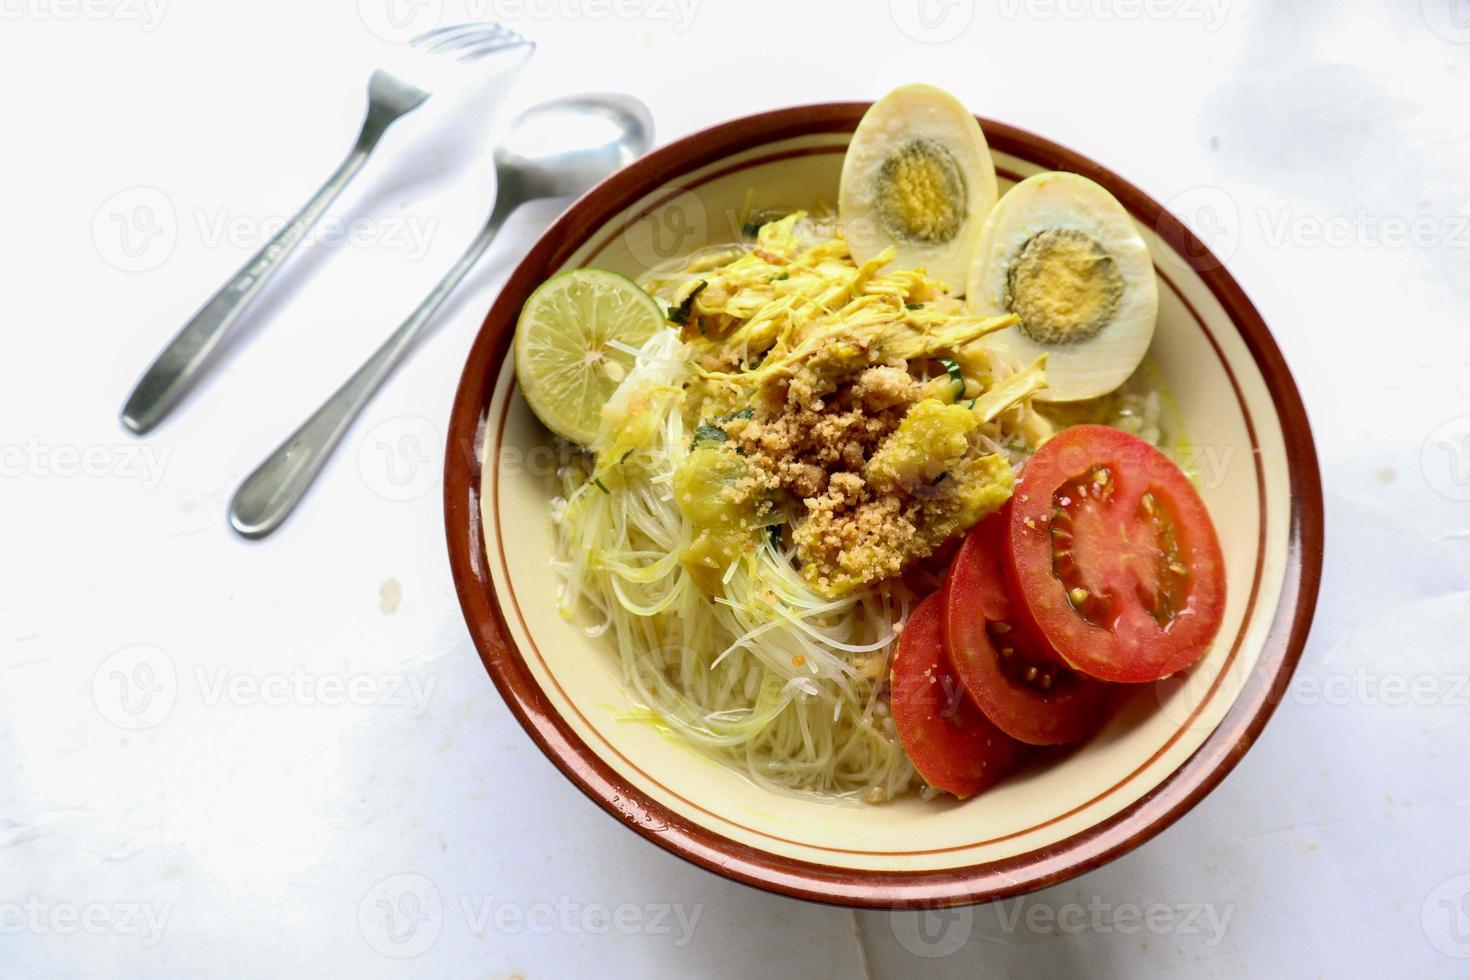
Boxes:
[513,269,666,446]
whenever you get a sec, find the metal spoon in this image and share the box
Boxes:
[228,93,654,539]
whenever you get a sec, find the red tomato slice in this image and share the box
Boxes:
[891,594,1025,799]
[1006,425,1226,684]
[943,511,1111,744]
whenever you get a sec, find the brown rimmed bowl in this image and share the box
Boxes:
[444,103,1324,909]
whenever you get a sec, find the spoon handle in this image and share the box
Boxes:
[120,97,415,436]
[229,205,511,539]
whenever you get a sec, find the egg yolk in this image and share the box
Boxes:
[875,139,967,245]
[1005,229,1124,344]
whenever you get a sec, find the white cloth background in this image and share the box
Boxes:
[2,0,1467,975]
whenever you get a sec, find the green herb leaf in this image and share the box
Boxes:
[938,357,964,385]
[714,407,754,423]
[771,271,790,282]
[937,357,965,397]
[905,302,922,311]
[618,448,634,465]
[593,477,611,494]
[669,281,708,326]
[691,424,728,449]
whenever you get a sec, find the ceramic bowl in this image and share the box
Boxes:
[445,103,1323,908]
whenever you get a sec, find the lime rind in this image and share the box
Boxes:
[513,269,666,446]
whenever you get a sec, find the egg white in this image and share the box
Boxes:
[966,172,1158,402]
[839,84,998,294]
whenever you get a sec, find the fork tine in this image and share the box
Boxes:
[450,28,527,57]
[412,21,523,55]
[412,25,489,54]
[437,30,526,58]
[409,22,481,48]
[464,24,525,50]
[452,35,534,64]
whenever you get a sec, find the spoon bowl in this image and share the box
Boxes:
[494,93,654,201]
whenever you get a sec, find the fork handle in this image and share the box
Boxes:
[121,108,403,435]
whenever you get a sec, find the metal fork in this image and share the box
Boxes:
[120,21,532,435]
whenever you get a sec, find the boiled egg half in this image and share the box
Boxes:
[839,84,998,293]
[966,172,1158,402]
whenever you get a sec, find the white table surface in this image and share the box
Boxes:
[4,1,1468,976]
